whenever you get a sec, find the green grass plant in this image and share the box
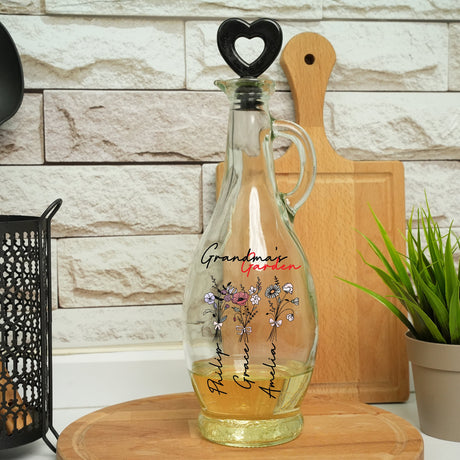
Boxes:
[341,200,460,344]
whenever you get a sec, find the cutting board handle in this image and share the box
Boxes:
[280,32,347,171]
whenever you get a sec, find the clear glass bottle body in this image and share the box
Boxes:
[183,78,317,447]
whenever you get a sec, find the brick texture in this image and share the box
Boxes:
[0,5,458,350]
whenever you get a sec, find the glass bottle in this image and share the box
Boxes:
[183,76,317,447]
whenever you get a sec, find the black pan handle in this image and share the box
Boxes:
[0,21,24,125]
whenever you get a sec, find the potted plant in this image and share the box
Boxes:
[342,199,460,442]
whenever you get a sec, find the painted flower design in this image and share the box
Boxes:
[230,277,262,343]
[203,278,230,341]
[265,284,281,298]
[221,284,236,302]
[250,294,261,305]
[203,275,299,345]
[232,291,250,306]
[265,277,298,342]
[204,292,215,304]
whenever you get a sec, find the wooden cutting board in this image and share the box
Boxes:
[56,392,423,459]
[216,32,408,402]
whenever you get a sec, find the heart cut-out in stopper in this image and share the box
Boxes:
[217,18,283,78]
[234,36,265,66]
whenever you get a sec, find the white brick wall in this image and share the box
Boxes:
[0,1,459,351]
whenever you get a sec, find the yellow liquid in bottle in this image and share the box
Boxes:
[190,359,313,447]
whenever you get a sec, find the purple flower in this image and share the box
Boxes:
[204,292,215,304]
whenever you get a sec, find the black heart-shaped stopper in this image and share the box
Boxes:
[217,18,283,78]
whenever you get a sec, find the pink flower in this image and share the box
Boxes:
[232,291,249,305]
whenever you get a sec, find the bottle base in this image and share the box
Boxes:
[198,411,304,448]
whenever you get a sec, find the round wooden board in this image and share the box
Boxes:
[57,392,423,459]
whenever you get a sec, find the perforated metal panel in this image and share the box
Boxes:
[0,200,61,451]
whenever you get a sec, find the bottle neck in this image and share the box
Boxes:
[215,78,278,199]
[225,103,274,184]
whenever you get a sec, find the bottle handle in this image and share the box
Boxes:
[272,119,316,217]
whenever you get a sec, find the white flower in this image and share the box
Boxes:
[228,286,237,294]
[287,313,294,322]
[265,284,281,298]
[283,283,293,294]
[291,297,299,306]
[204,292,215,304]
[249,286,257,295]
[250,294,260,305]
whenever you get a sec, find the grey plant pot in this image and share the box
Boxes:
[406,332,460,442]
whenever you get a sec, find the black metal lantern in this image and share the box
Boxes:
[0,199,61,451]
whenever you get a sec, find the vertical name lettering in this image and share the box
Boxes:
[259,342,281,399]
[233,342,255,389]
[207,342,230,395]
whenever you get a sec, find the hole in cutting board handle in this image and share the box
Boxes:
[304,53,315,65]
